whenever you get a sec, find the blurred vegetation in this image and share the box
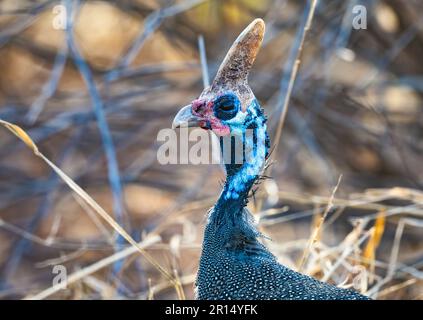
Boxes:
[0,0,422,299]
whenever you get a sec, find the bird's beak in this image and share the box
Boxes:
[172,104,202,129]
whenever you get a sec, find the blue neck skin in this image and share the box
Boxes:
[207,100,269,235]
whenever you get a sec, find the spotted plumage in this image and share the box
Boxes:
[197,209,367,300]
[173,19,370,300]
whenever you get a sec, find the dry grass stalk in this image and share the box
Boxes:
[0,120,183,298]
[363,211,386,283]
[25,235,161,300]
[297,174,342,272]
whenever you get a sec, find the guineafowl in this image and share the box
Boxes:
[172,19,370,300]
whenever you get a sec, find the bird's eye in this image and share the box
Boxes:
[214,94,240,120]
[220,103,235,111]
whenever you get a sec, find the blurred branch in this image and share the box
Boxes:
[270,0,318,154]
[197,35,209,87]
[106,0,206,81]
[0,1,53,46]
[25,43,68,123]
[64,0,127,261]
[25,234,161,300]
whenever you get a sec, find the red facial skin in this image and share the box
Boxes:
[191,99,231,136]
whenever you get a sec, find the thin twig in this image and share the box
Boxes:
[298,174,342,272]
[258,0,318,211]
[271,0,318,160]
[198,35,209,88]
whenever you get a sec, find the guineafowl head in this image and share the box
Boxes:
[173,19,269,201]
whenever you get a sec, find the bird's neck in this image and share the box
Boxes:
[208,104,269,232]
